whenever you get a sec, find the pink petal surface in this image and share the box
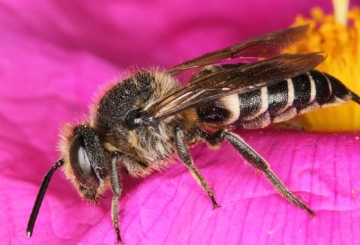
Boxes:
[1,1,360,245]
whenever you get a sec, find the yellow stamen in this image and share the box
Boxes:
[286,6,360,132]
[333,0,350,25]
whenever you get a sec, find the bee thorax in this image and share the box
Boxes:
[92,69,181,176]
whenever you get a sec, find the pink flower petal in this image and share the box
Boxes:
[1,1,360,245]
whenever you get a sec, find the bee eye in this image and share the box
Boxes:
[77,146,92,175]
[69,133,99,191]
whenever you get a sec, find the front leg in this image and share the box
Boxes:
[174,126,220,209]
[195,127,315,216]
[109,152,123,243]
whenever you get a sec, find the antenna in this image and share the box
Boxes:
[26,159,64,237]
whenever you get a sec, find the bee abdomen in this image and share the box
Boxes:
[236,70,353,129]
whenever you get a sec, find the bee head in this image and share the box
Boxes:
[60,124,108,203]
[27,123,109,237]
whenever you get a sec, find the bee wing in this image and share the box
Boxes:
[167,25,310,75]
[141,52,325,125]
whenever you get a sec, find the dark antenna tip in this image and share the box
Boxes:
[26,159,64,238]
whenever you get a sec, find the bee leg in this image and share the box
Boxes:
[174,126,220,209]
[224,131,314,215]
[195,127,315,216]
[109,153,123,243]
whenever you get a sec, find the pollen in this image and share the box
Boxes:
[286,5,360,132]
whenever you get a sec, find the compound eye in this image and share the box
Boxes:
[69,134,99,188]
[77,146,92,175]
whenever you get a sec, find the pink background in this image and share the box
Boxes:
[1,1,360,244]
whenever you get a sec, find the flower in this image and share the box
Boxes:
[0,1,359,245]
[286,4,360,132]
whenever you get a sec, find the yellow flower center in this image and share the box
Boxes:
[286,6,360,132]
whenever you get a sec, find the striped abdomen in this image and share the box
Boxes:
[197,70,358,129]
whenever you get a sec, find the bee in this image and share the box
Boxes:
[27,25,360,243]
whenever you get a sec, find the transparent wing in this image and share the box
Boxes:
[141,52,325,125]
[167,25,310,75]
